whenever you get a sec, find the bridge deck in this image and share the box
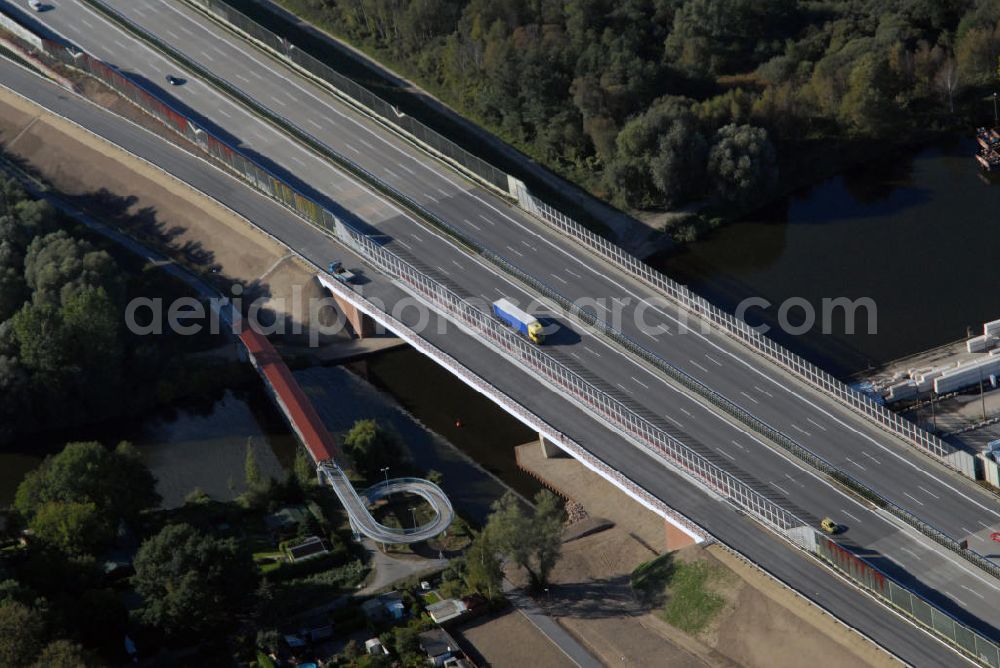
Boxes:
[239,325,336,461]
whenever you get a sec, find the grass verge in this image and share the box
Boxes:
[631,553,727,636]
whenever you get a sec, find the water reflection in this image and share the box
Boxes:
[135,390,296,508]
[653,136,1000,376]
[298,362,533,524]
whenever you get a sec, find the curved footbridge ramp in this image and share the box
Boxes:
[319,464,454,543]
[239,324,453,543]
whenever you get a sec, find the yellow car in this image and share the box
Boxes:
[820,517,839,534]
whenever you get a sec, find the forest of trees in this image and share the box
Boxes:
[1,442,161,666]
[285,0,1000,224]
[0,177,226,444]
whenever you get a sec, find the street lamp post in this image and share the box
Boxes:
[380,466,390,486]
[409,506,418,529]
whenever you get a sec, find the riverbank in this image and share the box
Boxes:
[654,133,1000,377]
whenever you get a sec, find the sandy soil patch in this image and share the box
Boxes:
[455,608,576,668]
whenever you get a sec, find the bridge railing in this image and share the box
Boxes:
[513,184,974,473]
[186,0,510,193]
[177,0,968,477]
[815,535,1000,667]
[316,462,453,541]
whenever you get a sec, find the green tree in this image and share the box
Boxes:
[956,21,1000,86]
[9,300,71,385]
[463,532,503,599]
[840,51,897,134]
[14,441,159,524]
[31,640,92,668]
[605,95,707,208]
[706,124,778,206]
[343,419,402,479]
[245,438,262,489]
[9,287,122,397]
[0,182,56,322]
[649,120,708,206]
[29,501,112,557]
[0,600,44,668]
[294,446,314,488]
[23,231,121,309]
[485,490,564,591]
[132,523,257,637]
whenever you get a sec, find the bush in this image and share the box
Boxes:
[267,552,341,582]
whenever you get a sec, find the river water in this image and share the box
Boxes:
[0,389,297,509]
[652,136,1000,378]
[0,351,535,519]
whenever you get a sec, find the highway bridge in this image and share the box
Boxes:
[3,1,1000,664]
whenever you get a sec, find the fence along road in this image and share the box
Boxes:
[14,0,1000,647]
[64,0,1000,548]
[0,40,988,665]
[184,0,967,473]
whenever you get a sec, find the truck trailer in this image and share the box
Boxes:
[492,298,544,344]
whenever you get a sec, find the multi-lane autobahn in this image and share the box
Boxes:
[5,0,1000,661]
[0,42,976,666]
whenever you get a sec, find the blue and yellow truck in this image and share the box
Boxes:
[492,298,545,344]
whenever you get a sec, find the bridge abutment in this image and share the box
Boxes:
[331,292,376,338]
[665,519,697,550]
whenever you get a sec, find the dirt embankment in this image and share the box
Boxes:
[514,442,901,668]
[0,81,341,346]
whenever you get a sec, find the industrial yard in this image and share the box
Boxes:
[862,318,1000,484]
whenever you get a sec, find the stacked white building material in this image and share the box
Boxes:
[914,367,946,393]
[985,319,1000,337]
[933,357,1000,394]
[886,380,919,402]
[967,334,996,353]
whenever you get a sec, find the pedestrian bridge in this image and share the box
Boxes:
[239,323,453,544]
[318,463,454,543]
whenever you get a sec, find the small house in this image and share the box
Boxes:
[287,535,329,563]
[361,591,405,623]
[365,637,390,655]
[418,628,460,667]
[426,598,468,625]
[265,505,308,536]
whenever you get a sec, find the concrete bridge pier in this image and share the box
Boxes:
[540,433,563,458]
[331,292,376,338]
